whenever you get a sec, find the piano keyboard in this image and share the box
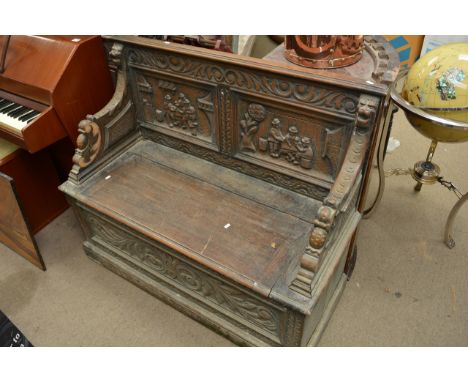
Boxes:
[0,98,40,131]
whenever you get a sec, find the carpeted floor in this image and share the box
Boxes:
[0,110,467,346]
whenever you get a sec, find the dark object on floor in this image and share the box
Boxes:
[0,310,33,347]
[60,36,398,346]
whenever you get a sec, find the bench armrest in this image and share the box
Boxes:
[68,43,137,184]
[290,94,380,297]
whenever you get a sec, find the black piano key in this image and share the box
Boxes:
[6,105,24,117]
[10,106,29,118]
[8,107,25,118]
[24,111,40,123]
[0,102,15,112]
[16,108,34,119]
[0,103,19,113]
[18,110,37,122]
[0,101,15,109]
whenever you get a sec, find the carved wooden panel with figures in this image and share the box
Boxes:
[132,71,218,148]
[235,98,354,182]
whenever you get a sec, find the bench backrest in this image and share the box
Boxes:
[70,36,398,201]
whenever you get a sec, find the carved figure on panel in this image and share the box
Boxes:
[157,91,200,135]
[239,103,266,152]
[265,118,284,156]
[259,118,314,170]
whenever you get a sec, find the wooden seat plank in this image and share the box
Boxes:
[79,148,312,293]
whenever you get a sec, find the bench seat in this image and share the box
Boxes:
[71,140,319,296]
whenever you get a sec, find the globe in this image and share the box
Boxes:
[402,43,468,123]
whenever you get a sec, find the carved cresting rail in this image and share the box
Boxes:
[61,36,397,346]
[290,95,378,297]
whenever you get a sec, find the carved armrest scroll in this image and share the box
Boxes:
[68,43,136,184]
[71,120,102,170]
[290,94,379,297]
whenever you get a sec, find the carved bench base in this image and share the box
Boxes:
[69,201,354,346]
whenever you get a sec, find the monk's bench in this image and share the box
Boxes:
[60,36,398,346]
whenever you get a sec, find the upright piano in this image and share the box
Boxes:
[0,35,113,153]
[0,35,114,269]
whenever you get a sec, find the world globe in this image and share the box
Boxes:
[402,43,468,124]
[387,43,468,250]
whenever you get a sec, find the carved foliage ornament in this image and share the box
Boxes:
[72,119,102,170]
[86,213,281,335]
[128,48,359,115]
[240,103,266,152]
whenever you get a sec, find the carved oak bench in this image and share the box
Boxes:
[60,36,398,346]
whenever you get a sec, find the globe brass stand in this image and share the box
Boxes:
[365,71,468,249]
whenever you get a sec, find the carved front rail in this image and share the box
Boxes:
[69,42,137,184]
[290,94,379,297]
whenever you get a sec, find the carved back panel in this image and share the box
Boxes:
[106,37,388,196]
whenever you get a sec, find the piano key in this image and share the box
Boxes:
[0,102,14,112]
[0,100,39,131]
[0,104,18,114]
[0,113,27,130]
[24,109,40,119]
[25,111,40,123]
[6,105,24,117]
[16,108,34,119]
[9,106,30,118]
[18,110,36,122]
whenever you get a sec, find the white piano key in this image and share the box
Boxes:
[0,101,39,131]
[0,110,29,130]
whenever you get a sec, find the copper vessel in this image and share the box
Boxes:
[284,35,364,69]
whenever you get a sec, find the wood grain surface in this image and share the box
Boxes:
[0,172,45,270]
[78,144,314,294]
